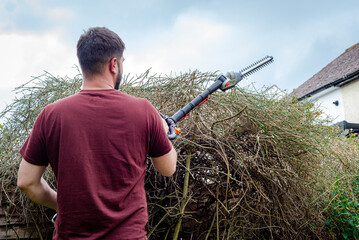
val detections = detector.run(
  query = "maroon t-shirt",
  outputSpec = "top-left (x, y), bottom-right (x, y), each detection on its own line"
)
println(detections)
top-left (19, 89), bottom-right (172, 240)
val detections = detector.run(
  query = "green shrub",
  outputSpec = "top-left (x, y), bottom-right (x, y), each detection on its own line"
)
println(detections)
top-left (325, 175), bottom-right (359, 239)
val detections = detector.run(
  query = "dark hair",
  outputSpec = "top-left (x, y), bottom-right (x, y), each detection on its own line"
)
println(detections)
top-left (77, 27), bottom-right (125, 76)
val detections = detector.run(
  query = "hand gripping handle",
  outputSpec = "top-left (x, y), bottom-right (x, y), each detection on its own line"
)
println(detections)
top-left (166, 117), bottom-right (179, 140)
top-left (159, 112), bottom-right (181, 140)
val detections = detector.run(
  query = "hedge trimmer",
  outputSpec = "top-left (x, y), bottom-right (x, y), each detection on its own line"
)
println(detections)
top-left (160, 56), bottom-right (274, 140)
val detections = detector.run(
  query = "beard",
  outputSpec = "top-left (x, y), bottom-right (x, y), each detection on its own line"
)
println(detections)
top-left (114, 71), bottom-right (122, 90)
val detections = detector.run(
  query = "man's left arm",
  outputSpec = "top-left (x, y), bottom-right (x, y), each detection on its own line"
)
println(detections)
top-left (17, 159), bottom-right (57, 210)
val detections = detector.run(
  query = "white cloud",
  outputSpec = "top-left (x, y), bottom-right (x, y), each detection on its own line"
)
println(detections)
top-left (25, 0), bottom-right (75, 23)
top-left (122, 7), bottom-right (359, 95)
top-left (123, 10), bottom-right (276, 88)
top-left (125, 12), bottom-right (233, 75)
top-left (269, 10), bottom-right (359, 90)
top-left (46, 7), bottom-right (75, 22)
top-left (0, 30), bottom-right (78, 110)
top-left (1, 0), bottom-right (75, 26)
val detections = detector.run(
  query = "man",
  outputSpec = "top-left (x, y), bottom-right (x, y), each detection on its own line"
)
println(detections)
top-left (17, 27), bottom-right (177, 239)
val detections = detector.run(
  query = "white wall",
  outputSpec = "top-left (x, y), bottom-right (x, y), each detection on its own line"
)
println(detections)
top-left (342, 78), bottom-right (359, 123)
top-left (308, 86), bottom-right (345, 123)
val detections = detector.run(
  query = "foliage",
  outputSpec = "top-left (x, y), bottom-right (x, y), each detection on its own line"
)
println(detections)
top-left (0, 70), bottom-right (358, 239)
top-left (0, 71), bottom-right (83, 237)
top-left (325, 174), bottom-right (359, 240)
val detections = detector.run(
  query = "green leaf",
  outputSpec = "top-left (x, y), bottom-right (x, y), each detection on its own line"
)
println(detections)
top-left (349, 219), bottom-right (354, 226)
top-left (353, 230), bottom-right (359, 239)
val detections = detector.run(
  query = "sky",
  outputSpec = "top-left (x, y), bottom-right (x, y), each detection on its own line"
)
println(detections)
top-left (1, 0), bottom-right (359, 112)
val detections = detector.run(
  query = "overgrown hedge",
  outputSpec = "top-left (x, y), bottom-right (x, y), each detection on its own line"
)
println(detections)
top-left (0, 70), bottom-right (358, 239)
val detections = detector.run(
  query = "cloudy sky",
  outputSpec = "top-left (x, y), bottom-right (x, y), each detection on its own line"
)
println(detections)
top-left (1, 0), bottom-right (359, 111)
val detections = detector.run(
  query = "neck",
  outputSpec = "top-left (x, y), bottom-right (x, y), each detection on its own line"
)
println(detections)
top-left (82, 81), bottom-right (114, 90)
top-left (81, 74), bottom-right (115, 90)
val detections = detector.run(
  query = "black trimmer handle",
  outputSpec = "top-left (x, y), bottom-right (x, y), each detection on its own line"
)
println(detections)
top-left (157, 56), bottom-right (274, 140)
top-left (158, 77), bottom-right (225, 140)
top-left (159, 112), bottom-right (181, 140)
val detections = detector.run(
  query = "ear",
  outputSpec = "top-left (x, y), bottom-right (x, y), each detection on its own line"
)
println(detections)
top-left (109, 57), bottom-right (118, 74)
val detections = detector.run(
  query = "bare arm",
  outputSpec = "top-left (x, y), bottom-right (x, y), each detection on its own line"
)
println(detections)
top-left (151, 118), bottom-right (177, 177)
top-left (17, 159), bottom-right (57, 210)
top-left (151, 146), bottom-right (177, 177)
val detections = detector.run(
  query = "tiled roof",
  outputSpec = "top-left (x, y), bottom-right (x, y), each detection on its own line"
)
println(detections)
top-left (290, 43), bottom-right (359, 98)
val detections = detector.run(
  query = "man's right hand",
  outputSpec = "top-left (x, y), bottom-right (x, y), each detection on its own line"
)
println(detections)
top-left (162, 118), bottom-right (169, 134)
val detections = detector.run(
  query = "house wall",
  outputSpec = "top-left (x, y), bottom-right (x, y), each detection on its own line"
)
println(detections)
top-left (341, 78), bottom-right (359, 123)
top-left (308, 86), bottom-right (345, 123)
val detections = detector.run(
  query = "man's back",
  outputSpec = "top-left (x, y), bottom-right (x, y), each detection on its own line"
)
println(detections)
top-left (18, 27), bottom-right (177, 240)
top-left (20, 89), bottom-right (172, 239)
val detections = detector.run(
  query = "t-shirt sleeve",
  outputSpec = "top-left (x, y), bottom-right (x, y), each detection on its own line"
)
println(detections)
top-left (19, 108), bottom-right (49, 166)
top-left (146, 101), bottom-right (173, 158)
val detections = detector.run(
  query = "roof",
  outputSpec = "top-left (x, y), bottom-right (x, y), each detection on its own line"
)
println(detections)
top-left (291, 43), bottom-right (359, 99)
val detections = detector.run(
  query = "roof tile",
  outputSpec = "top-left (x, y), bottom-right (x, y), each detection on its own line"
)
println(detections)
top-left (291, 43), bottom-right (359, 98)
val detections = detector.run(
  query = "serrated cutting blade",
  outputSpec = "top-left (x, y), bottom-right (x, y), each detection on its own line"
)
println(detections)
top-left (240, 56), bottom-right (273, 78)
